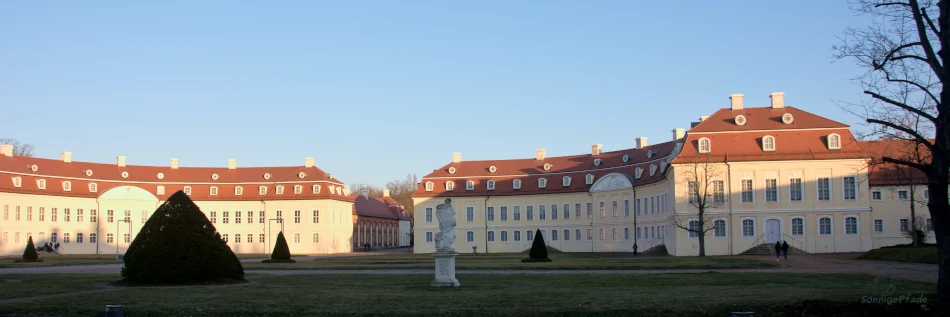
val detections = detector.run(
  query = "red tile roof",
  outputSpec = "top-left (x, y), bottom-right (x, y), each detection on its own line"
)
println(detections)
top-left (412, 141), bottom-right (677, 198)
top-left (0, 154), bottom-right (353, 202)
top-left (688, 106), bottom-right (849, 133)
top-left (352, 193), bottom-right (409, 220)
top-left (859, 139), bottom-right (930, 186)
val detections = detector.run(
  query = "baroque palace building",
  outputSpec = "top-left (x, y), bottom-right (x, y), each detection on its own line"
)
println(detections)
top-left (0, 147), bottom-right (357, 256)
top-left (411, 92), bottom-right (937, 256)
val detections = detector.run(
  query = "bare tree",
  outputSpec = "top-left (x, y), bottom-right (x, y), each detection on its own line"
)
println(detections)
top-left (349, 183), bottom-right (385, 198)
top-left (834, 0), bottom-right (950, 299)
top-left (0, 138), bottom-right (34, 156)
top-left (868, 137), bottom-right (932, 246)
top-left (672, 154), bottom-right (726, 257)
top-left (386, 174), bottom-right (418, 219)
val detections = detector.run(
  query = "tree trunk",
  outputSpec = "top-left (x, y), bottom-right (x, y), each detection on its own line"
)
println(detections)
top-left (697, 210), bottom-right (706, 257)
top-left (932, 82), bottom-right (950, 300)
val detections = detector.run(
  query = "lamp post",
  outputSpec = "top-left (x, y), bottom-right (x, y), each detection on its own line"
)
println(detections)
top-left (116, 219), bottom-right (131, 261)
top-left (267, 217), bottom-right (284, 258)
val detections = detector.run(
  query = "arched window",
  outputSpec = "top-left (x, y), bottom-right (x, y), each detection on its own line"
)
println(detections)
top-left (486, 180), bottom-right (495, 190)
top-left (259, 186), bottom-right (268, 195)
top-left (762, 135), bottom-right (776, 152)
top-left (698, 138), bottom-right (711, 153)
top-left (538, 178), bottom-right (547, 188)
top-left (845, 216), bottom-right (858, 235)
top-left (235, 186), bottom-right (243, 195)
top-left (62, 181), bottom-right (72, 191)
top-left (513, 179), bottom-right (522, 189)
top-left (445, 181), bottom-right (455, 191)
top-left (276, 185), bottom-right (285, 195)
top-left (585, 174), bottom-right (594, 185)
top-left (183, 186), bottom-right (192, 195)
top-left (466, 180), bottom-right (474, 190)
top-left (562, 176), bottom-right (572, 187)
top-left (424, 182), bottom-right (434, 192)
top-left (827, 133), bottom-right (841, 150)
top-left (210, 186), bottom-right (218, 196)
top-left (294, 185), bottom-right (303, 194)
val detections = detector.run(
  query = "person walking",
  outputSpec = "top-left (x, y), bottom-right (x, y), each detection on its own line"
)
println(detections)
top-left (774, 241), bottom-right (782, 261)
top-left (781, 240), bottom-right (789, 260)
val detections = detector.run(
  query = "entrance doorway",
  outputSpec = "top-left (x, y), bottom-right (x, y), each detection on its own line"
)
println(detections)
top-left (765, 219), bottom-right (782, 243)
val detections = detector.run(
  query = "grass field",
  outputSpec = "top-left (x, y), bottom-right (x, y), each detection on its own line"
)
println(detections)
top-left (241, 253), bottom-right (777, 270)
top-left (0, 273), bottom-right (936, 316)
top-left (856, 246), bottom-right (938, 264)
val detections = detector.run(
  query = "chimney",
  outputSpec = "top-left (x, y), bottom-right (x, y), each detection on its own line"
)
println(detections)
top-left (305, 157), bottom-right (315, 168)
top-left (117, 156), bottom-right (126, 167)
top-left (636, 137), bottom-right (649, 149)
top-left (770, 92), bottom-right (785, 108)
top-left (61, 152), bottom-right (72, 163)
top-left (536, 148), bottom-right (546, 160)
top-left (672, 128), bottom-right (685, 141)
top-left (361, 189), bottom-right (369, 199)
top-left (228, 159), bottom-right (237, 170)
top-left (383, 189), bottom-right (390, 197)
top-left (0, 144), bottom-right (12, 157)
top-left (730, 94), bottom-right (744, 110)
top-left (328, 173), bottom-right (333, 179)
top-left (591, 144), bottom-right (603, 156)
top-left (170, 158), bottom-right (179, 169)
top-left (452, 152), bottom-right (462, 163)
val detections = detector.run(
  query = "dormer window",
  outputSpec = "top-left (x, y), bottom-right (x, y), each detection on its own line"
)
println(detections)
top-left (89, 183), bottom-right (97, 192)
top-left (62, 181), bottom-right (72, 192)
top-left (37, 179), bottom-right (46, 190)
top-left (735, 115), bottom-right (747, 126)
top-left (445, 181), bottom-right (455, 191)
top-left (235, 186), bottom-right (243, 195)
top-left (513, 179), bottom-right (522, 190)
top-left (11, 177), bottom-right (22, 188)
top-left (487, 180), bottom-right (495, 190)
top-left (698, 138), bottom-right (711, 153)
top-left (183, 186), bottom-right (192, 195)
top-left (622, 155), bottom-right (630, 162)
top-left (538, 178), bottom-right (547, 188)
top-left (259, 186), bottom-right (268, 195)
top-left (424, 182), bottom-right (434, 192)
top-left (828, 133), bottom-right (841, 150)
top-left (635, 168), bottom-right (644, 179)
top-left (585, 174), bottom-right (594, 185)
top-left (312, 185), bottom-right (321, 194)
top-left (650, 164), bottom-right (657, 176)
top-left (762, 135), bottom-right (776, 152)
top-left (562, 176), bottom-right (572, 187)
top-left (294, 185), bottom-right (303, 194)
top-left (593, 159), bottom-right (602, 166)
top-left (210, 186), bottom-right (218, 196)
top-left (489, 166), bottom-right (497, 173)
top-left (466, 181), bottom-right (474, 191)
top-left (276, 185), bottom-right (285, 195)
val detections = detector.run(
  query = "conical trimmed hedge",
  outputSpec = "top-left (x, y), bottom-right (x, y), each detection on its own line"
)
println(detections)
top-left (522, 229), bottom-right (552, 262)
top-left (262, 231), bottom-right (296, 263)
top-left (14, 236), bottom-right (42, 263)
top-left (118, 190), bottom-right (245, 285)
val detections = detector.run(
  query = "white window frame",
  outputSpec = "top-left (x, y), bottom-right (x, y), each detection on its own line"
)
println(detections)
top-left (788, 177), bottom-right (803, 202)
top-left (842, 176), bottom-right (857, 200)
top-left (538, 178), bottom-right (547, 189)
top-left (698, 137), bottom-right (711, 153)
top-left (873, 218), bottom-right (884, 233)
top-left (425, 207), bottom-right (433, 222)
top-left (898, 190), bottom-right (909, 201)
top-left (818, 216), bottom-right (834, 236)
top-left (740, 178), bottom-right (754, 203)
top-left (871, 190), bottom-right (882, 201)
top-left (764, 178), bottom-right (778, 202)
top-left (487, 180), bottom-right (495, 190)
top-left (762, 135), bottom-right (776, 152)
top-left (157, 185), bottom-right (165, 196)
top-left (89, 183), bottom-right (98, 193)
top-left (562, 176), bottom-right (571, 187)
top-left (790, 216), bottom-right (805, 236)
top-left (312, 185), bottom-right (321, 194)
top-left (183, 186), bottom-right (192, 195)
top-left (424, 182), bottom-right (434, 192)
top-left (466, 181), bottom-right (474, 191)
top-left (713, 218), bottom-right (727, 238)
top-left (900, 218), bottom-right (909, 232)
top-left (235, 186), bottom-right (243, 195)
top-left (817, 176), bottom-right (832, 201)
top-left (513, 179), bottom-right (522, 190)
top-left (294, 185), bottom-right (303, 194)
top-left (466, 230), bottom-right (474, 242)
top-left (62, 181), bottom-right (72, 192)
top-left (210, 186), bottom-right (218, 196)
top-left (445, 181), bottom-right (454, 191)
top-left (466, 206), bottom-right (474, 222)
top-left (741, 217), bottom-right (756, 237)
top-left (276, 185), bottom-right (285, 195)
top-left (844, 215), bottom-right (859, 236)
top-left (259, 186), bottom-right (267, 195)
top-left (37, 179), bottom-right (46, 190)
top-left (426, 231), bottom-right (433, 243)
top-left (585, 174), bottom-right (594, 185)
top-left (11, 176), bottom-right (22, 188)
top-left (827, 133), bottom-right (841, 150)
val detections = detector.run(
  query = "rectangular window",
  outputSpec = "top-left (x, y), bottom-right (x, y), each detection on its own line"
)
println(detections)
top-left (500, 206), bottom-right (508, 221)
top-left (900, 219), bottom-right (909, 232)
top-left (64, 208), bottom-right (70, 222)
top-left (741, 179), bottom-right (754, 203)
top-left (789, 178), bottom-right (803, 201)
top-left (792, 218), bottom-right (804, 236)
top-left (819, 218), bottom-right (832, 235)
top-left (52, 208), bottom-right (58, 222)
top-left (15, 206), bottom-right (20, 221)
top-left (539, 205), bottom-right (546, 220)
top-left (77, 209), bottom-right (83, 222)
top-left (586, 203), bottom-right (592, 219)
top-left (598, 201), bottom-right (605, 218)
top-left (874, 219), bottom-right (883, 233)
top-left (211, 211), bottom-right (217, 223)
top-left (514, 230), bottom-right (521, 241)
top-left (688, 220), bottom-right (700, 238)
top-left (466, 231), bottom-right (474, 242)
top-left (260, 234), bottom-right (265, 243)
top-left (235, 211), bottom-right (242, 224)
top-left (713, 181), bottom-right (725, 203)
top-left (898, 190), bottom-right (909, 201)
top-left (635, 199), bottom-right (641, 215)
top-left (487, 207), bottom-right (495, 221)
top-left (611, 228), bottom-right (617, 240)
top-left (872, 191), bottom-right (882, 201)
top-left (466, 207), bottom-right (474, 222)
top-left (714, 220), bottom-right (726, 237)
top-left (426, 232), bottom-right (434, 243)
top-left (611, 201), bottom-right (618, 217)
top-left (551, 204), bottom-right (558, 220)
top-left (425, 207), bottom-right (433, 222)
top-left (688, 181), bottom-right (699, 204)
top-left (526, 205), bottom-right (533, 220)
top-left (259, 211), bottom-right (265, 224)
top-left (574, 203), bottom-right (581, 219)
top-left (527, 230), bottom-right (534, 241)
top-left (106, 210), bottom-right (113, 223)
top-left (742, 219), bottom-right (754, 237)
top-left (651, 197), bottom-right (655, 214)
top-left (624, 228), bottom-right (630, 240)
top-left (846, 217), bottom-right (859, 234)
top-left (90, 209), bottom-right (97, 223)
top-left (124, 210), bottom-right (130, 222)
top-left (586, 229), bottom-right (592, 240)
top-left (599, 228), bottom-right (606, 240)
top-left (27, 207), bottom-right (32, 221)
top-left (765, 179), bottom-right (778, 202)
top-left (223, 211), bottom-right (230, 224)
top-left (624, 200), bottom-right (630, 217)
top-left (294, 210), bottom-right (301, 224)
top-left (501, 231), bottom-right (508, 242)
top-left (313, 210), bottom-right (319, 223)
top-left (927, 218), bottom-right (933, 231)
top-left (843, 177), bottom-right (857, 200)
top-left (925, 189), bottom-right (931, 200)
top-left (248, 211), bottom-right (254, 224)
top-left (818, 177), bottom-right (831, 201)
top-left (513, 206), bottom-right (521, 221)
top-left (575, 229), bottom-right (581, 241)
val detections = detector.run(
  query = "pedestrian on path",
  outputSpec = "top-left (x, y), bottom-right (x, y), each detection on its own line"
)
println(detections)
top-left (781, 241), bottom-right (789, 260)
top-left (774, 241), bottom-right (782, 261)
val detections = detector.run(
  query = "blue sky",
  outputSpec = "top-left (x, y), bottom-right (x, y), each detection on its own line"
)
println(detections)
top-left (1, 1), bottom-right (874, 188)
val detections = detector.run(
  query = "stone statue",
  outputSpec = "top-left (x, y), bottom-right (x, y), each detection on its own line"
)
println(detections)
top-left (435, 198), bottom-right (456, 252)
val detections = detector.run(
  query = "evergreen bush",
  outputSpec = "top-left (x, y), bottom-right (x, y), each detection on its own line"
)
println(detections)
top-left (262, 231), bottom-right (296, 263)
top-left (522, 229), bottom-right (552, 262)
top-left (14, 236), bottom-right (42, 263)
top-left (117, 190), bottom-right (245, 285)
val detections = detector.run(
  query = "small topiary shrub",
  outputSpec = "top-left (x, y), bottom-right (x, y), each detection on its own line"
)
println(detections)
top-left (14, 236), bottom-right (42, 263)
top-left (262, 231), bottom-right (296, 263)
top-left (116, 190), bottom-right (245, 285)
top-left (522, 229), bottom-right (552, 263)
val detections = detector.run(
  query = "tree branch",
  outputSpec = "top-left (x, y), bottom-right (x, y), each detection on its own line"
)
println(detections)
top-left (909, 0), bottom-right (946, 80)
top-left (882, 156), bottom-right (932, 173)
top-left (867, 118), bottom-right (935, 148)
top-left (875, 1), bottom-right (912, 7)
top-left (921, 7), bottom-right (942, 39)
top-left (865, 90), bottom-right (938, 122)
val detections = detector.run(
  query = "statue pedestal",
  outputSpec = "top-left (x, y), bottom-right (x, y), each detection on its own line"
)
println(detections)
top-left (431, 252), bottom-right (460, 287)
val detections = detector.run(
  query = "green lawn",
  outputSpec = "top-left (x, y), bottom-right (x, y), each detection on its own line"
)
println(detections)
top-left (856, 246), bottom-right (938, 264)
top-left (0, 273), bottom-right (936, 316)
top-left (0, 274), bottom-right (117, 300)
top-left (242, 253), bottom-right (777, 270)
